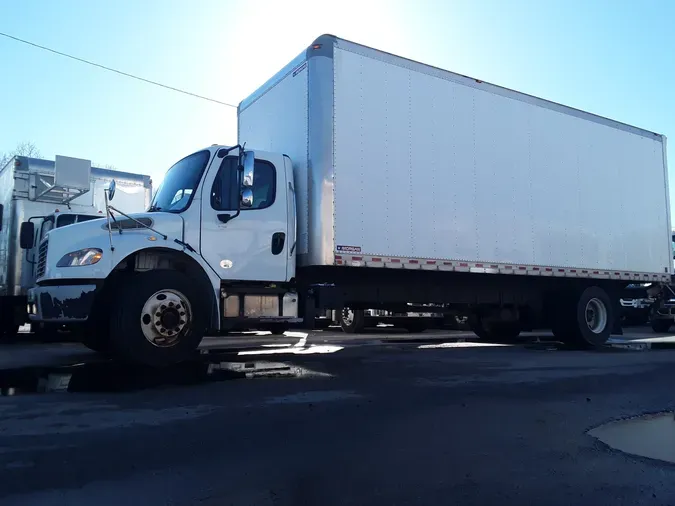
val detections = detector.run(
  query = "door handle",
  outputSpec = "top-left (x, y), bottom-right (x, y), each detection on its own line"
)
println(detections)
top-left (271, 232), bottom-right (285, 255)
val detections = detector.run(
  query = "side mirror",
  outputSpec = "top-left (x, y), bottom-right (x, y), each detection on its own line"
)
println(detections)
top-left (241, 188), bottom-right (254, 208)
top-left (241, 151), bottom-right (255, 187)
top-left (107, 179), bottom-right (116, 201)
top-left (19, 222), bottom-right (35, 249)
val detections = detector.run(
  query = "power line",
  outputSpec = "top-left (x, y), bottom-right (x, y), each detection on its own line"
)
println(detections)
top-left (0, 31), bottom-right (237, 108)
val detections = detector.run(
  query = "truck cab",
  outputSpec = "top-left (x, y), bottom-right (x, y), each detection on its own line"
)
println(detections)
top-left (24, 210), bottom-right (104, 276)
top-left (0, 154), bottom-right (153, 336)
top-left (151, 147), bottom-right (297, 284)
top-left (28, 146), bottom-right (299, 365)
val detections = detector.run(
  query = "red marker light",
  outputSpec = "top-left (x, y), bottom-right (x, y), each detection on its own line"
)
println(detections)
top-left (312, 44), bottom-right (322, 50)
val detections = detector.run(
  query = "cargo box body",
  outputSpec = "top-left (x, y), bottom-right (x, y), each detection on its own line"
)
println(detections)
top-left (0, 156), bottom-right (152, 297)
top-left (239, 35), bottom-right (670, 283)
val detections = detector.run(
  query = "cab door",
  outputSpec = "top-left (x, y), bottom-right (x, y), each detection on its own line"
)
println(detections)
top-left (199, 151), bottom-right (289, 282)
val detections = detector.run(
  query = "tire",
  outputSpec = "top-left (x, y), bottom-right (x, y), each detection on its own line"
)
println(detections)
top-left (81, 330), bottom-right (112, 355)
top-left (108, 270), bottom-right (208, 367)
top-left (337, 308), bottom-right (365, 333)
top-left (557, 286), bottom-right (613, 348)
top-left (469, 317), bottom-right (521, 343)
top-left (651, 318), bottom-right (672, 333)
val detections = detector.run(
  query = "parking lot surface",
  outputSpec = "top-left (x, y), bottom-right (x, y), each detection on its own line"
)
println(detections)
top-left (2, 327), bottom-right (675, 505)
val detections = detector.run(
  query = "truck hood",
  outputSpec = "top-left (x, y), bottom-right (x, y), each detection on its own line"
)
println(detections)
top-left (47, 211), bottom-right (184, 242)
top-left (42, 212), bottom-right (186, 279)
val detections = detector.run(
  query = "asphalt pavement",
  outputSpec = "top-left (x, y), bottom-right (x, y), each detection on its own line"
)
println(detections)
top-left (2, 326), bottom-right (675, 505)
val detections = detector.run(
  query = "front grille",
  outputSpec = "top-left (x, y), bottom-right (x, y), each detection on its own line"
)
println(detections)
top-left (36, 240), bottom-right (48, 279)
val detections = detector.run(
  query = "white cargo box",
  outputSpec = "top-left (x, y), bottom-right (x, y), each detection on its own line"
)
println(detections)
top-left (239, 35), bottom-right (671, 282)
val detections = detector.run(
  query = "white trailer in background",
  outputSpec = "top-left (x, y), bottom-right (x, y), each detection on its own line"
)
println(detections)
top-left (27, 35), bottom-right (670, 365)
top-left (0, 155), bottom-right (152, 335)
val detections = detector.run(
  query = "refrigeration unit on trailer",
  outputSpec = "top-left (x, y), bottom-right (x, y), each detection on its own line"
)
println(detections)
top-left (26, 35), bottom-right (670, 366)
top-left (0, 155), bottom-right (152, 335)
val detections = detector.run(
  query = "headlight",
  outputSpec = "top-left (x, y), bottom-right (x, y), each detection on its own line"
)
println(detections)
top-left (56, 248), bottom-right (103, 267)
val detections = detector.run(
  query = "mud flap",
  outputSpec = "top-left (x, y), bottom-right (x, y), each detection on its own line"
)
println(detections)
top-left (612, 297), bottom-right (623, 335)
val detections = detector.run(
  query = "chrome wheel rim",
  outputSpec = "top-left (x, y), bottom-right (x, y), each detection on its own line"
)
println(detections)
top-left (140, 289), bottom-right (192, 347)
top-left (585, 297), bottom-right (608, 334)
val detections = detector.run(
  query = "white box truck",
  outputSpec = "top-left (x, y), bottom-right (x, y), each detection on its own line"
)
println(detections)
top-left (26, 35), bottom-right (671, 366)
top-left (0, 155), bottom-right (152, 335)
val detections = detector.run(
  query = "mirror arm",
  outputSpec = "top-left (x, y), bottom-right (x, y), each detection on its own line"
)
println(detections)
top-left (217, 165), bottom-right (244, 224)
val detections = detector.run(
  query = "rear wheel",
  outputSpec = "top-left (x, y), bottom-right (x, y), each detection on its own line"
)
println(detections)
top-left (337, 308), bottom-right (365, 333)
top-left (108, 270), bottom-right (207, 367)
top-left (554, 286), bottom-right (613, 348)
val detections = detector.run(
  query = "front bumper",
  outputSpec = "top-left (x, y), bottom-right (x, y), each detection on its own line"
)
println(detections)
top-left (28, 284), bottom-right (97, 322)
top-left (620, 298), bottom-right (653, 309)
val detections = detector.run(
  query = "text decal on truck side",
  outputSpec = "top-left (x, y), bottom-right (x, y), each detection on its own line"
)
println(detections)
top-left (336, 245), bottom-right (362, 254)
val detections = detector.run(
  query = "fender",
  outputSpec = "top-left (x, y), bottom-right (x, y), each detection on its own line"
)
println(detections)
top-left (106, 245), bottom-right (221, 330)
top-left (38, 213), bottom-right (223, 329)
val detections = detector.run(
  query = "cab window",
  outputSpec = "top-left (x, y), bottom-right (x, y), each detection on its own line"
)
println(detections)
top-left (210, 157), bottom-right (276, 211)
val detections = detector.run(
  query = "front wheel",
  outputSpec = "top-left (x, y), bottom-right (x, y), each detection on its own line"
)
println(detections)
top-left (108, 270), bottom-right (207, 367)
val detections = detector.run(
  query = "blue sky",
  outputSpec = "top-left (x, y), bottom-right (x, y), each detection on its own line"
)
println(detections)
top-left (1, 0), bottom-right (673, 210)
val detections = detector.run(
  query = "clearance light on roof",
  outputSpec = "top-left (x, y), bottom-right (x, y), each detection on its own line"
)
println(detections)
top-left (312, 44), bottom-right (322, 50)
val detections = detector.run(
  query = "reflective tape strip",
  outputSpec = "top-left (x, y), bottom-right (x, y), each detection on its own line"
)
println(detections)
top-left (334, 253), bottom-right (669, 281)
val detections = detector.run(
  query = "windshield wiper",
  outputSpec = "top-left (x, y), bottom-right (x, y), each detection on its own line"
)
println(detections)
top-left (148, 205), bottom-right (163, 212)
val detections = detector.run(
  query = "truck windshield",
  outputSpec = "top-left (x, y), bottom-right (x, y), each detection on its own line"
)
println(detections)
top-left (149, 150), bottom-right (211, 213)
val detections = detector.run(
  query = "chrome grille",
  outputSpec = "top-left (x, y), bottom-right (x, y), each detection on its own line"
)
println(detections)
top-left (36, 240), bottom-right (48, 279)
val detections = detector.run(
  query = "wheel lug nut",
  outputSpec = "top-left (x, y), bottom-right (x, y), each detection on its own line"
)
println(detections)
top-left (161, 305), bottom-right (166, 310)
top-left (169, 302), bottom-right (174, 307)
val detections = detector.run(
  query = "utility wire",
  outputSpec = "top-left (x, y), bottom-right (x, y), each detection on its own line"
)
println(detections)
top-left (0, 31), bottom-right (237, 108)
